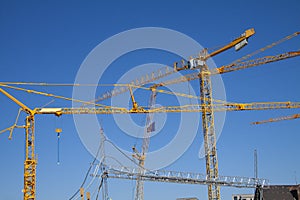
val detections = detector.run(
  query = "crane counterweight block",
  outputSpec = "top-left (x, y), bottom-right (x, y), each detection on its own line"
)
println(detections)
top-left (36, 108), bottom-right (63, 116)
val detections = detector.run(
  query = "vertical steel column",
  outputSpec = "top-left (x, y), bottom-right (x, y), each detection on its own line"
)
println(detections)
top-left (135, 88), bottom-right (157, 200)
top-left (199, 50), bottom-right (220, 200)
top-left (135, 160), bottom-right (144, 200)
top-left (23, 115), bottom-right (37, 200)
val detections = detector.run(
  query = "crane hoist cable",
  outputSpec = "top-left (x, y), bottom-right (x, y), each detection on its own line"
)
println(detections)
top-left (55, 128), bottom-right (62, 165)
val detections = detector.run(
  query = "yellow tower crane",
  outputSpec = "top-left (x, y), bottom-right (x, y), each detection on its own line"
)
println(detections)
top-left (191, 28), bottom-right (255, 200)
top-left (129, 28), bottom-right (256, 200)
top-left (149, 32), bottom-right (300, 200)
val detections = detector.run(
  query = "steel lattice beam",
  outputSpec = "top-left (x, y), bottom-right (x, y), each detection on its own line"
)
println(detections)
top-left (92, 165), bottom-right (268, 188)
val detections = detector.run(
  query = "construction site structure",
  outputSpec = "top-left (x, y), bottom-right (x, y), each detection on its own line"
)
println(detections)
top-left (0, 29), bottom-right (299, 200)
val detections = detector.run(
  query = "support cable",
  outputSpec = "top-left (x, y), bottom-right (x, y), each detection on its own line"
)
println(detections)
top-left (68, 136), bottom-right (103, 200)
top-left (95, 177), bottom-right (104, 200)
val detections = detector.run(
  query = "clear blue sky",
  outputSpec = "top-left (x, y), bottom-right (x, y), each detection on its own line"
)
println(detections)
top-left (0, 1), bottom-right (300, 200)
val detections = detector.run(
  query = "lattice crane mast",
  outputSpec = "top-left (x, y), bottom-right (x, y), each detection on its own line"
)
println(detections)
top-left (132, 87), bottom-right (157, 200)
top-left (0, 88), bottom-right (36, 200)
top-left (195, 28), bottom-right (255, 200)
